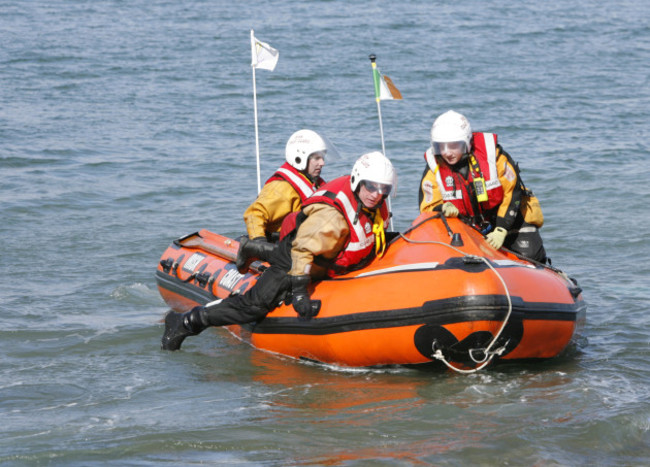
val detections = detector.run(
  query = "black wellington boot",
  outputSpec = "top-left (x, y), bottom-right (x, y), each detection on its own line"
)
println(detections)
top-left (236, 237), bottom-right (278, 273)
top-left (161, 306), bottom-right (209, 351)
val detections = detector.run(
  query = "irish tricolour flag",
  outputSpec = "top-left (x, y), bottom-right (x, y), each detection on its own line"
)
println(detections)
top-left (372, 66), bottom-right (402, 101)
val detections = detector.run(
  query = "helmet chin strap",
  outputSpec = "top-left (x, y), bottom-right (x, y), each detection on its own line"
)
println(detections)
top-left (352, 191), bottom-right (364, 224)
top-left (351, 191), bottom-right (385, 257)
top-left (302, 170), bottom-right (315, 182)
top-left (352, 189), bottom-right (377, 223)
top-left (449, 153), bottom-right (470, 175)
top-left (354, 179), bottom-right (390, 211)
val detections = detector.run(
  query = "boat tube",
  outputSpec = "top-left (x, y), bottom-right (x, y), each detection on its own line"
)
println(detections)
top-left (156, 213), bottom-right (586, 372)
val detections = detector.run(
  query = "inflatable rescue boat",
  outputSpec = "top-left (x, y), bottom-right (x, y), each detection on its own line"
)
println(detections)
top-left (156, 213), bottom-right (586, 372)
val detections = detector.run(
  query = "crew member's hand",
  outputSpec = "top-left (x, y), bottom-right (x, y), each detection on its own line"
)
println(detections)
top-left (290, 274), bottom-right (321, 319)
top-left (486, 227), bottom-right (508, 250)
top-left (441, 202), bottom-right (459, 217)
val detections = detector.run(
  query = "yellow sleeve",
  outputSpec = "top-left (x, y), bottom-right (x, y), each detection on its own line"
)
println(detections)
top-left (495, 149), bottom-right (522, 229)
top-left (419, 167), bottom-right (443, 213)
top-left (243, 180), bottom-right (302, 239)
top-left (289, 204), bottom-right (349, 277)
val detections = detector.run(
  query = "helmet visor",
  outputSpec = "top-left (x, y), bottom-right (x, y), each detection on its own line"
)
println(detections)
top-left (432, 141), bottom-right (468, 156)
top-left (307, 150), bottom-right (327, 160)
top-left (317, 134), bottom-right (341, 162)
top-left (362, 180), bottom-right (392, 196)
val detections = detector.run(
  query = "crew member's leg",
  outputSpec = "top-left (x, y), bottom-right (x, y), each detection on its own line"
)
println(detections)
top-left (162, 237), bottom-right (293, 350)
top-left (504, 221), bottom-right (547, 264)
top-left (204, 265), bottom-right (290, 325)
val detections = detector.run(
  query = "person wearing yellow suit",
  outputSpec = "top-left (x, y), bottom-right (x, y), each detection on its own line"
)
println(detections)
top-left (236, 129), bottom-right (330, 273)
top-left (162, 151), bottom-right (396, 351)
top-left (419, 110), bottom-right (547, 263)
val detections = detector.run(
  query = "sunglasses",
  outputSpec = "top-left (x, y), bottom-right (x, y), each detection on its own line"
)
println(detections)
top-left (362, 180), bottom-right (392, 195)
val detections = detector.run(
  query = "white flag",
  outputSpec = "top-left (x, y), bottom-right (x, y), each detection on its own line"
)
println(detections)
top-left (250, 30), bottom-right (279, 71)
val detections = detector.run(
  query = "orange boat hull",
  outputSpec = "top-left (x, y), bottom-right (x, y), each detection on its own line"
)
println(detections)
top-left (156, 213), bottom-right (586, 369)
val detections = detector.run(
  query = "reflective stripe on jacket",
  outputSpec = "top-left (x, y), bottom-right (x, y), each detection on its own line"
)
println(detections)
top-left (266, 162), bottom-right (324, 201)
top-left (244, 163), bottom-right (324, 238)
top-left (302, 175), bottom-right (389, 276)
top-left (424, 132), bottom-right (504, 216)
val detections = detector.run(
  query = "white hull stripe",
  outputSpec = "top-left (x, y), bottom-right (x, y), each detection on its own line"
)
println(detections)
top-left (356, 262), bottom-right (441, 277)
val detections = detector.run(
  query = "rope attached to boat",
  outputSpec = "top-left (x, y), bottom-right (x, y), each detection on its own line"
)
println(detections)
top-left (397, 232), bottom-right (513, 374)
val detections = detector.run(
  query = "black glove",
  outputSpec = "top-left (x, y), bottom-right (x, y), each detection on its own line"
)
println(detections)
top-left (290, 275), bottom-right (321, 319)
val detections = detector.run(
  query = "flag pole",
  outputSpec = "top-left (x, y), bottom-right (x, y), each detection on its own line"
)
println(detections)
top-left (369, 54), bottom-right (387, 157)
top-left (251, 29), bottom-right (262, 194)
top-left (369, 54), bottom-right (393, 230)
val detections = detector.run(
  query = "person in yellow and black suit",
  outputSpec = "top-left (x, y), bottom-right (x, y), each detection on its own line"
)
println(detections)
top-left (419, 110), bottom-right (547, 263)
top-left (162, 152), bottom-right (396, 351)
top-left (236, 129), bottom-right (331, 273)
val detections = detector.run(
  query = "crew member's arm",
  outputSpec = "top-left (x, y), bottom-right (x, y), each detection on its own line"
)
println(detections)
top-left (289, 203), bottom-right (349, 277)
top-left (419, 166), bottom-right (443, 213)
top-left (243, 180), bottom-right (302, 239)
top-left (288, 203), bottom-right (349, 318)
top-left (494, 146), bottom-right (523, 232)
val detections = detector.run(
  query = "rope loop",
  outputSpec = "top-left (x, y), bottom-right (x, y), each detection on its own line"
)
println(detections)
top-left (400, 230), bottom-right (514, 374)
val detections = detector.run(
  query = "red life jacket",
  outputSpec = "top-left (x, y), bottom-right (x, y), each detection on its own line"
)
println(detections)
top-left (424, 132), bottom-right (504, 217)
top-left (296, 175), bottom-right (390, 277)
top-left (265, 162), bottom-right (325, 202)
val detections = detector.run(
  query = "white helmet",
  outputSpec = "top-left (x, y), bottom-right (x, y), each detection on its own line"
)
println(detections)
top-left (285, 129), bottom-right (328, 171)
top-left (430, 110), bottom-right (472, 155)
top-left (350, 151), bottom-right (396, 196)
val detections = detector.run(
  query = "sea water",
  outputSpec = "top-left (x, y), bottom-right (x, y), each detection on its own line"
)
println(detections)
top-left (1, 0), bottom-right (649, 464)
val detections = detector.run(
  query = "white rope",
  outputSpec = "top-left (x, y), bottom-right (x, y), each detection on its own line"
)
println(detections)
top-left (398, 231), bottom-right (513, 374)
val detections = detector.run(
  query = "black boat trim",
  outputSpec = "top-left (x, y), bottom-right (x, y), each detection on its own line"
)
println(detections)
top-left (250, 296), bottom-right (584, 336)
top-left (156, 270), bottom-right (214, 303)
top-left (156, 270), bottom-right (585, 337)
